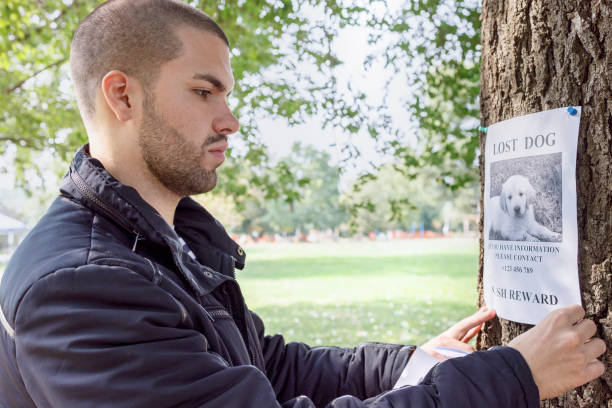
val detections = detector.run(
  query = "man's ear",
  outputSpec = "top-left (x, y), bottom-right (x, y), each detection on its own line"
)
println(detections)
top-left (100, 70), bottom-right (134, 122)
top-left (499, 184), bottom-right (508, 214)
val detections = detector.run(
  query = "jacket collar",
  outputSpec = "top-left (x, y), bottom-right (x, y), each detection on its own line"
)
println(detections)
top-left (174, 198), bottom-right (245, 270)
top-left (59, 145), bottom-right (246, 294)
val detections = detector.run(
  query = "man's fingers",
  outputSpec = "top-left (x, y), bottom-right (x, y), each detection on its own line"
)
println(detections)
top-left (461, 323), bottom-right (482, 343)
top-left (447, 307), bottom-right (496, 339)
top-left (584, 360), bottom-right (606, 382)
top-left (583, 338), bottom-right (607, 361)
top-left (560, 304), bottom-right (585, 325)
top-left (574, 319), bottom-right (597, 341)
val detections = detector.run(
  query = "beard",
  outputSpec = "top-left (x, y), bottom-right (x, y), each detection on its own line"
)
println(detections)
top-left (138, 94), bottom-right (224, 196)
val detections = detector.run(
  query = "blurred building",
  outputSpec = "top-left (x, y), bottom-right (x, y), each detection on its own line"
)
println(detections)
top-left (0, 212), bottom-right (27, 263)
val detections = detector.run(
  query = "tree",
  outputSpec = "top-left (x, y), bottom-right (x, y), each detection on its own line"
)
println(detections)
top-left (1, 0), bottom-right (485, 214)
top-left (476, 1), bottom-right (611, 406)
top-left (230, 143), bottom-right (347, 235)
top-left (0, 0), bottom-right (370, 197)
top-left (343, 164), bottom-right (478, 233)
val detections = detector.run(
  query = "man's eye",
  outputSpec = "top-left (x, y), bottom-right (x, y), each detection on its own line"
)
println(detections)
top-left (195, 89), bottom-right (211, 99)
top-left (519, 192), bottom-right (523, 196)
top-left (508, 195), bottom-right (512, 200)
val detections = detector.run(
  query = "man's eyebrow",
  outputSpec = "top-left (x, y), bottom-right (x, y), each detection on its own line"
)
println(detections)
top-left (192, 73), bottom-right (232, 94)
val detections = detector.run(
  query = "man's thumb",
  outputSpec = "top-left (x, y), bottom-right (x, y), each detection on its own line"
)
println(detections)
top-left (448, 307), bottom-right (496, 339)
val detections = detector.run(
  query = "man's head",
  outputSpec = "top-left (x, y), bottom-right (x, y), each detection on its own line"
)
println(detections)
top-left (70, 0), bottom-right (239, 196)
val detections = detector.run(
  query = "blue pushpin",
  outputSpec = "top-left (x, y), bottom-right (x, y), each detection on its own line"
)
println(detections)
top-left (478, 126), bottom-right (488, 133)
top-left (567, 106), bottom-right (578, 116)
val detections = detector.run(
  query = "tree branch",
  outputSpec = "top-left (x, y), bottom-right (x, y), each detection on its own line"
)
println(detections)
top-left (4, 57), bottom-right (68, 95)
top-left (0, 134), bottom-right (41, 149)
top-left (14, 2), bottom-right (77, 44)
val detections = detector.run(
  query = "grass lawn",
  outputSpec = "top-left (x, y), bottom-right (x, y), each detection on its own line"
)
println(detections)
top-left (237, 238), bottom-right (480, 348)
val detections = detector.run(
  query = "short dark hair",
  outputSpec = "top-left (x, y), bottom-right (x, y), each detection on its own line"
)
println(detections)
top-left (70, 0), bottom-right (229, 117)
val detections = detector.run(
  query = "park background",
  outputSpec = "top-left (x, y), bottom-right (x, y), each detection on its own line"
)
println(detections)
top-left (0, 0), bottom-right (485, 348)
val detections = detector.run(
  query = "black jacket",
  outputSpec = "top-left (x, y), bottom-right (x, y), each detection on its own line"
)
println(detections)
top-left (0, 146), bottom-right (539, 407)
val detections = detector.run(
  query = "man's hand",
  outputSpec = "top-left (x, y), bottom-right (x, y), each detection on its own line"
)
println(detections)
top-left (508, 304), bottom-right (606, 400)
top-left (421, 306), bottom-right (497, 361)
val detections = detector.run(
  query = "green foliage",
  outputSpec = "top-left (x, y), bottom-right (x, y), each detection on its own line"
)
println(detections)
top-left (0, 0), bottom-right (94, 185)
top-left (344, 163), bottom-right (478, 233)
top-left (235, 142), bottom-right (347, 234)
top-left (375, 0), bottom-right (481, 189)
top-left (0, 0), bottom-right (375, 199)
top-left (207, 144), bottom-right (478, 236)
top-left (1, 0), bottom-right (482, 213)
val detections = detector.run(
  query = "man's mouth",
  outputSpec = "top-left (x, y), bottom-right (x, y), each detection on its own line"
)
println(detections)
top-left (207, 140), bottom-right (228, 163)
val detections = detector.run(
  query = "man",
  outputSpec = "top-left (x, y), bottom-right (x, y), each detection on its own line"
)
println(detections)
top-left (0, 0), bottom-right (605, 406)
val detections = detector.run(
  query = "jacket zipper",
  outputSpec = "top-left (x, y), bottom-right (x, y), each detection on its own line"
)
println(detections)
top-left (70, 169), bottom-right (142, 244)
top-left (207, 309), bottom-right (231, 320)
top-left (224, 282), bottom-right (257, 366)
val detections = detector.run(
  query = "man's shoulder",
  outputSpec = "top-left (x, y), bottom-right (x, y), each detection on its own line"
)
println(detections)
top-left (0, 195), bottom-right (141, 323)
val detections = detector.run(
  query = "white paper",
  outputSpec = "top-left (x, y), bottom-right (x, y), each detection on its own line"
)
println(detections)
top-left (393, 347), bottom-right (468, 388)
top-left (483, 106), bottom-right (582, 325)
top-left (393, 347), bottom-right (439, 388)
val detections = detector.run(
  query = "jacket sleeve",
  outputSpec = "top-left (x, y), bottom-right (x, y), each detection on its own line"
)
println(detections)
top-left (331, 347), bottom-right (541, 408)
top-left (253, 313), bottom-right (540, 408)
top-left (15, 264), bottom-right (283, 408)
top-left (262, 330), bottom-right (413, 404)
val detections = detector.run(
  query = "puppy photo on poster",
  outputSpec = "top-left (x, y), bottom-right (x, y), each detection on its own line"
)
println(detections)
top-left (488, 153), bottom-right (562, 243)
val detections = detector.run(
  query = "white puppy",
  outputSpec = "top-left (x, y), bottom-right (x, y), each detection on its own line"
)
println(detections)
top-left (489, 175), bottom-right (561, 242)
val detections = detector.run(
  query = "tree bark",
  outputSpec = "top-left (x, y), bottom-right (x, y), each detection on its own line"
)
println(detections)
top-left (477, 0), bottom-right (611, 407)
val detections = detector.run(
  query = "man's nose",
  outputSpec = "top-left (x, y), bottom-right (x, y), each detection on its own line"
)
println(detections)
top-left (212, 103), bottom-right (240, 135)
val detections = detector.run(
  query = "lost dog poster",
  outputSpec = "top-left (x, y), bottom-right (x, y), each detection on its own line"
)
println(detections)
top-left (483, 106), bottom-right (581, 325)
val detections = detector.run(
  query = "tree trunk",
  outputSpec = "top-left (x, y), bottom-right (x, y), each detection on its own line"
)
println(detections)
top-left (477, 0), bottom-right (611, 406)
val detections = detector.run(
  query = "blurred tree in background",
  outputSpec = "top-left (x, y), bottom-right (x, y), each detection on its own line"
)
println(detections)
top-left (241, 143), bottom-right (348, 235)
top-left (367, 0), bottom-right (481, 189)
top-left (1, 0), bottom-right (481, 224)
top-left (196, 143), bottom-right (478, 236)
top-left (197, 143), bottom-right (347, 235)
top-left (343, 164), bottom-right (478, 233)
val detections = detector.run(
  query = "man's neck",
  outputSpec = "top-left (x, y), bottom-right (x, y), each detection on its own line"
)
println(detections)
top-left (129, 178), bottom-right (180, 228)
top-left (89, 144), bottom-right (180, 227)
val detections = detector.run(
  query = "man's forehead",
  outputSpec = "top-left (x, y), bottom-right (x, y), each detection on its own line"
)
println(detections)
top-left (171, 25), bottom-right (234, 88)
